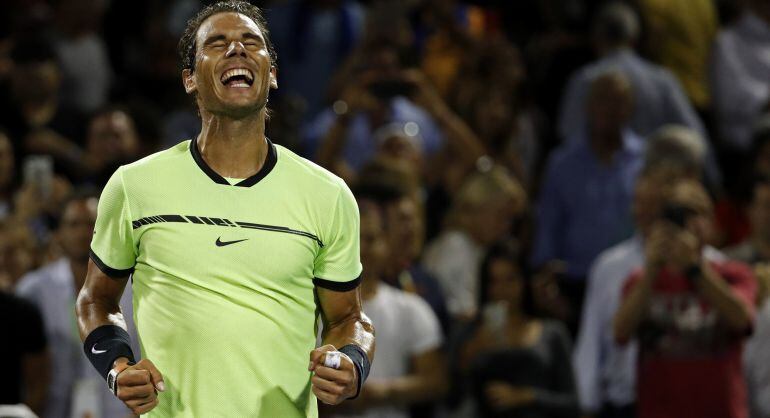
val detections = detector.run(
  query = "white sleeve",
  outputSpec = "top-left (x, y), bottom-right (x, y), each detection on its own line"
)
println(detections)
top-left (404, 295), bottom-right (443, 355)
top-left (422, 237), bottom-right (477, 317)
top-left (573, 257), bottom-right (610, 412)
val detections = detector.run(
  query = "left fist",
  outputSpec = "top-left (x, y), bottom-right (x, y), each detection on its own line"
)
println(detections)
top-left (309, 344), bottom-right (358, 405)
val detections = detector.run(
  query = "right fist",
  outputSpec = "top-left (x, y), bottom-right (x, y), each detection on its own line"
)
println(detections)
top-left (115, 358), bottom-right (165, 415)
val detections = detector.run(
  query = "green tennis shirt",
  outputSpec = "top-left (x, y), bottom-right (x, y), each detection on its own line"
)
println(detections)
top-left (90, 138), bottom-right (362, 417)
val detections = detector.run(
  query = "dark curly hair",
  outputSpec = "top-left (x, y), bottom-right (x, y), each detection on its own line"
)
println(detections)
top-left (177, 0), bottom-right (277, 72)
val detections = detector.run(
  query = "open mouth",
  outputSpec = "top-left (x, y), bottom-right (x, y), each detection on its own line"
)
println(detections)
top-left (220, 68), bottom-right (254, 88)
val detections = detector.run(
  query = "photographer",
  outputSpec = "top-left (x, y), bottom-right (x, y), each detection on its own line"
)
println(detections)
top-left (614, 179), bottom-right (756, 418)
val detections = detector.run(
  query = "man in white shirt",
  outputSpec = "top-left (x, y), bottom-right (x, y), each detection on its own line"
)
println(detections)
top-left (328, 192), bottom-right (446, 418)
top-left (16, 192), bottom-right (139, 418)
top-left (574, 129), bottom-right (722, 417)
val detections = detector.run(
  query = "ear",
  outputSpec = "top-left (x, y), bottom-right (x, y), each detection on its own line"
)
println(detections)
top-left (182, 69), bottom-right (197, 94)
top-left (269, 66), bottom-right (278, 90)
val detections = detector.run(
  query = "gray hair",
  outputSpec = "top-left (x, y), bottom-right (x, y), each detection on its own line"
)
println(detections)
top-left (643, 125), bottom-right (707, 177)
top-left (593, 2), bottom-right (640, 45)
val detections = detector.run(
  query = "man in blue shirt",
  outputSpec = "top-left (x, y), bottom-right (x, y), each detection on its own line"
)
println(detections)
top-left (533, 71), bottom-right (644, 334)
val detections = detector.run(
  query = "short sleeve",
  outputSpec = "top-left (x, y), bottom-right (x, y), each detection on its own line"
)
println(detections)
top-left (405, 295), bottom-right (443, 354)
top-left (90, 168), bottom-right (137, 278)
top-left (313, 182), bottom-right (362, 291)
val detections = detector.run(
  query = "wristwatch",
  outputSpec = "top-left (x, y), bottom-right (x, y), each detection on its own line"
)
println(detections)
top-left (107, 361), bottom-right (134, 396)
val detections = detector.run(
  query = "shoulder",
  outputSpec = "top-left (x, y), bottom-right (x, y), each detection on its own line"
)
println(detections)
top-left (274, 144), bottom-right (350, 193)
top-left (16, 260), bottom-right (67, 297)
top-left (118, 140), bottom-right (192, 180)
top-left (591, 238), bottom-right (641, 275)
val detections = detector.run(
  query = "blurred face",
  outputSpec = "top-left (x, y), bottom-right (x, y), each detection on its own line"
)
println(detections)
top-left (359, 202), bottom-right (389, 280)
top-left (183, 12), bottom-right (277, 119)
top-left (87, 111), bottom-right (139, 162)
top-left (58, 198), bottom-right (97, 263)
top-left (487, 258), bottom-right (524, 307)
top-left (0, 134), bottom-right (14, 191)
top-left (11, 61), bottom-right (61, 103)
top-left (750, 184), bottom-right (770, 241)
top-left (588, 75), bottom-right (632, 138)
top-left (378, 135), bottom-right (423, 171)
top-left (471, 197), bottom-right (517, 246)
top-left (385, 196), bottom-right (424, 264)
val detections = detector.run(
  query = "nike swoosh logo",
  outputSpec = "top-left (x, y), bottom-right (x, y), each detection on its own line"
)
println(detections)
top-left (216, 237), bottom-right (249, 247)
top-left (91, 344), bottom-right (107, 354)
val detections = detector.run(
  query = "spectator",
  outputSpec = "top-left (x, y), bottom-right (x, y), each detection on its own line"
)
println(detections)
top-left (0, 290), bottom-right (49, 416)
top-left (326, 196), bottom-right (446, 418)
top-left (458, 241), bottom-right (579, 418)
top-left (53, 0), bottom-right (112, 114)
top-left (16, 191), bottom-right (139, 418)
top-left (614, 179), bottom-right (756, 418)
top-left (637, 0), bottom-right (718, 112)
top-left (303, 39), bottom-right (445, 179)
top-left (0, 223), bottom-right (40, 290)
top-left (78, 107), bottom-right (141, 186)
top-left (711, 0), bottom-right (770, 152)
top-left (355, 166), bottom-right (451, 335)
top-left (0, 36), bottom-right (86, 177)
top-left (532, 71), bottom-right (643, 332)
top-left (574, 126), bottom-right (721, 418)
top-left (267, 0), bottom-right (365, 121)
top-left (557, 2), bottom-right (707, 144)
top-left (424, 165), bottom-right (526, 321)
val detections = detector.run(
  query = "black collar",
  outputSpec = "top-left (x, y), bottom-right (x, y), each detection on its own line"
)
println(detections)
top-left (190, 136), bottom-right (277, 187)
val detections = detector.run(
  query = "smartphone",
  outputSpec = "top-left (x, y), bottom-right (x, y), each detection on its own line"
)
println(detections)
top-left (662, 204), bottom-right (695, 228)
top-left (23, 155), bottom-right (53, 200)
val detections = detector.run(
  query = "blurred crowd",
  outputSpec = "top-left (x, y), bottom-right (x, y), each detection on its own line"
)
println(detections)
top-left (1, 0), bottom-right (770, 417)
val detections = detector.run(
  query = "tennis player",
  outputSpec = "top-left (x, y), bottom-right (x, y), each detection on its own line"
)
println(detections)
top-left (75, 1), bottom-right (375, 416)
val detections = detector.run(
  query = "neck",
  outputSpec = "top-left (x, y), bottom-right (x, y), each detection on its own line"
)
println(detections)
top-left (69, 258), bottom-right (88, 294)
top-left (197, 108), bottom-right (268, 178)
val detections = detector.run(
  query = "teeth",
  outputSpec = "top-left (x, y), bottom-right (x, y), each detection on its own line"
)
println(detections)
top-left (220, 68), bottom-right (254, 83)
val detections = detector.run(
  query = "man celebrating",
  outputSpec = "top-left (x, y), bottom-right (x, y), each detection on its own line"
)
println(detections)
top-left (75, 1), bottom-right (375, 417)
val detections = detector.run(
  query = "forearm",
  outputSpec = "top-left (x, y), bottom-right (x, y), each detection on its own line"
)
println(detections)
top-left (75, 287), bottom-right (127, 341)
top-left (431, 106), bottom-right (486, 164)
top-left (696, 263), bottom-right (752, 331)
top-left (614, 271), bottom-right (655, 343)
top-left (322, 310), bottom-right (375, 363)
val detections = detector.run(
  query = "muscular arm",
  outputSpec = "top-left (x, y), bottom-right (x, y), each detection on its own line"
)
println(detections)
top-left (316, 286), bottom-right (375, 363)
top-left (75, 259), bottom-right (130, 342)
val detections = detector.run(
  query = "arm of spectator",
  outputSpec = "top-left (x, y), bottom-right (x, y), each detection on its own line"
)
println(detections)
top-left (314, 82), bottom-right (378, 178)
top-left (660, 71), bottom-right (708, 140)
top-left (520, 323), bottom-right (580, 418)
top-left (531, 156), bottom-right (566, 270)
top-left (693, 262), bottom-right (754, 333)
top-left (614, 223), bottom-right (669, 343)
top-left (403, 70), bottom-right (486, 166)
